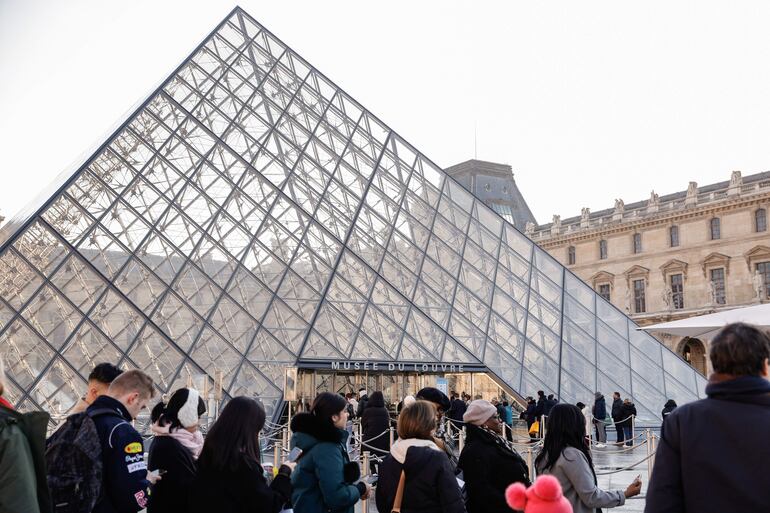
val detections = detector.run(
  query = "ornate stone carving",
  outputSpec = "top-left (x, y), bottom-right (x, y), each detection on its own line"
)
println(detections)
top-left (580, 207), bottom-right (590, 228)
top-left (525, 221), bottom-right (535, 236)
top-left (647, 190), bottom-right (660, 213)
top-left (551, 215), bottom-right (561, 236)
top-left (612, 199), bottom-right (625, 221)
top-left (685, 181), bottom-right (698, 207)
top-left (753, 269), bottom-right (765, 302)
top-left (728, 170), bottom-right (743, 196)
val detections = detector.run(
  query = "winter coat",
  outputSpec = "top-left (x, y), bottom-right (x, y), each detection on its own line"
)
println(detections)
top-left (592, 395), bottom-right (606, 422)
top-left (376, 438), bottom-right (465, 513)
top-left (147, 435), bottom-right (196, 513)
top-left (361, 405), bottom-right (391, 456)
top-left (537, 447), bottom-right (625, 513)
top-left (448, 398), bottom-right (467, 422)
top-left (534, 397), bottom-right (546, 419)
top-left (503, 405), bottom-right (513, 426)
top-left (89, 396), bottom-right (151, 513)
top-left (290, 413), bottom-right (364, 513)
top-left (543, 398), bottom-right (557, 417)
top-left (0, 404), bottom-right (51, 513)
top-left (611, 398), bottom-right (623, 422)
top-left (618, 403), bottom-right (637, 429)
top-left (356, 395), bottom-right (369, 419)
top-left (645, 375), bottom-right (770, 513)
top-left (458, 425), bottom-right (530, 513)
top-left (189, 458), bottom-right (291, 513)
top-left (661, 400), bottom-right (677, 418)
top-left (524, 402), bottom-right (536, 425)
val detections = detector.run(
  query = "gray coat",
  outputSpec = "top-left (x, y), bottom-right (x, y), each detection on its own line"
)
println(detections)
top-left (537, 447), bottom-right (625, 513)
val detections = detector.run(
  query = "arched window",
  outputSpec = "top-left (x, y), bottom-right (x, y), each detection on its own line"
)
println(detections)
top-left (669, 225), bottom-right (679, 247)
top-left (710, 217), bottom-right (721, 240)
top-left (756, 208), bottom-right (767, 233)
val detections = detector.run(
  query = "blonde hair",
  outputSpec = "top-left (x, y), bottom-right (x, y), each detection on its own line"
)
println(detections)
top-left (108, 369), bottom-right (155, 400)
top-left (397, 400), bottom-right (437, 440)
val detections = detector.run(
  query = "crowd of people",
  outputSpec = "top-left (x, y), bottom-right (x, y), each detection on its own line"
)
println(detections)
top-left (1, 322), bottom-right (769, 512)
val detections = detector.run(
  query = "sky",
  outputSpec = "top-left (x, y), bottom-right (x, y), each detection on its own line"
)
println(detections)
top-left (2, 1), bottom-right (770, 225)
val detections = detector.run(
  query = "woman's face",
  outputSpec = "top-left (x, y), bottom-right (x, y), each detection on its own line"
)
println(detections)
top-left (484, 413), bottom-right (503, 434)
top-left (332, 407), bottom-right (348, 429)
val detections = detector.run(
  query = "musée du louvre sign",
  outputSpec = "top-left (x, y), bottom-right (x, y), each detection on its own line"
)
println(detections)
top-left (297, 360), bottom-right (487, 373)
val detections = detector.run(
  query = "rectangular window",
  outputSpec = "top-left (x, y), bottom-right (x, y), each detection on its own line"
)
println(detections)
top-left (671, 273), bottom-right (684, 310)
top-left (598, 284), bottom-right (611, 302)
top-left (568, 246), bottom-right (576, 265)
top-left (710, 218), bottom-right (721, 240)
top-left (758, 262), bottom-right (770, 299)
top-left (670, 226), bottom-right (679, 247)
top-left (599, 240), bottom-right (607, 260)
top-left (633, 279), bottom-right (646, 313)
top-left (633, 233), bottom-right (642, 254)
top-left (710, 268), bottom-right (726, 305)
top-left (756, 209), bottom-right (767, 233)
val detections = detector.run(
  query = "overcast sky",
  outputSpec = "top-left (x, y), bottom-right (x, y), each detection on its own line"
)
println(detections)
top-left (2, 1), bottom-right (770, 225)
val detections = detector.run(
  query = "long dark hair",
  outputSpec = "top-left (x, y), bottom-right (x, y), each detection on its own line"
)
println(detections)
top-left (367, 391), bottom-right (385, 408)
top-left (198, 396), bottom-right (265, 472)
top-left (535, 403), bottom-right (596, 481)
top-left (311, 392), bottom-right (347, 426)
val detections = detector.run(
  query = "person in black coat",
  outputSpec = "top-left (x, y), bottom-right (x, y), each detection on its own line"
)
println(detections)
top-left (646, 323), bottom-right (770, 512)
top-left (458, 400), bottom-right (530, 513)
top-left (148, 388), bottom-right (206, 513)
top-left (190, 397), bottom-right (295, 513)
top-left (376, 400), bottom-right (465, 513)
top-left (356, 388), bottom-right (369, 418)
top-left (534, 391), bottom-right (546, 421)
top-left (361, 391), bottom-right (392, 475)
top-left (661, 399), bottom-right (677, 418)
top-left (610, 392), bottom-right (624, 446)
top-left (447, 391), bottom-right (467, 425)
top-left (618, 399), bottom-right (637, 447)
top-left (592, 392), bottom-right (607, 444)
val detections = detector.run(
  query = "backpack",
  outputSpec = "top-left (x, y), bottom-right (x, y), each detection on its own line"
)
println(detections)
top-left (45, 408), bottom-right (115, 513)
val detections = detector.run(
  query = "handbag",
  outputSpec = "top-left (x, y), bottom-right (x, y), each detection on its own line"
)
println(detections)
top-left (391, 470), bottom-right (406, 513)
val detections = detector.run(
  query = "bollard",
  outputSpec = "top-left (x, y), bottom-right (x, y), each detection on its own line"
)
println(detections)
top-left (389, 426), bottom-right (394, 447)
top-left (645, 429), bottom-right (653, 478)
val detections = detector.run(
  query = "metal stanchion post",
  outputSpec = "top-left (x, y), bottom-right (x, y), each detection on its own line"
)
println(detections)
top-left (282, 426), bottom-right (288, 452)
top-left (459, 426), bottom-right (466, 453)
top-left (356, 421), bottom-right (362, 450)
top-left (273, 442), bottom-right (280, 470)
top-left (389, 426), bottom-right (394, 447)
top-left (645, 429), bottom-right (653, 477)
top-left (362, 451), bottom-right (370, 513)
top-left (631, 416), bottom-right (636, 447)
top-left (526, 448), bottom-right (534, 480)
top-left (649, 429), bottom-right (657, 478)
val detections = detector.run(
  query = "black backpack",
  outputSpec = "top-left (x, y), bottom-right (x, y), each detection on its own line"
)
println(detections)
top-left (45, 408), bottom-right (116, 513)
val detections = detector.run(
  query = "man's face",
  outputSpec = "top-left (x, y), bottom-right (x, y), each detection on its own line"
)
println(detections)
top-left (614, 393), bottom-right (620, 400)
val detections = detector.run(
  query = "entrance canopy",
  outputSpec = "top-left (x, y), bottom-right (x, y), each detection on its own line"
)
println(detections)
top-left (640, 303), bottom-right (770, 339)
top-left (0, 7), bottom-right (704, 427)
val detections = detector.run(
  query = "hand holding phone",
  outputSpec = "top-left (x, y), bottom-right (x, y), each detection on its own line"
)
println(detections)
top-left (287, 447), bottom-right (303, 462)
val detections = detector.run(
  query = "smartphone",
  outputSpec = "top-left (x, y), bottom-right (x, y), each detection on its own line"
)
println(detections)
top-left (157, 469), bottom-right (167, 476)
top-left (633, 474), bottom-right (641, 484)
top-left (287, 447), bottom-right (303, 462)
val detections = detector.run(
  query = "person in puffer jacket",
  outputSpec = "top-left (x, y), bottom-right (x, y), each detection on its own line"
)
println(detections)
top-left (375, 400), bottom-right (465, 513)
top-left (290, 393), bottom-right (370, 513)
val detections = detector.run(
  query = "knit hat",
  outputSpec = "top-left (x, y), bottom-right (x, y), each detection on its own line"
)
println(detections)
top-left (506, 475), bottom-right (572, 513)
top-left (463, 399), bottom-right (497, 426)
top-left (402, 395), bottom-right (416, 408)
top-left (416, 387), bottom-right (451, 412)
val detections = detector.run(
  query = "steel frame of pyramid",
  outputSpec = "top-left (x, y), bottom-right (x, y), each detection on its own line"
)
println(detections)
top-left (0, 7), bottom-right (705, 424)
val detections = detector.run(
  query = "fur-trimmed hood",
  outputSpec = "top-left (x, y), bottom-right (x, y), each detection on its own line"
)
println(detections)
top-left (290, 412), bottom-right (347, 451)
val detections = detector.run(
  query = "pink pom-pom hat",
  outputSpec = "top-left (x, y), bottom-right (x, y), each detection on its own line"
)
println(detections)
top-left (505, 475), bottom-right (572, 513)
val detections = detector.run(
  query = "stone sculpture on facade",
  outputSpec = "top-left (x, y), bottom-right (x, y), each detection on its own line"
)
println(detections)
top-left (648, 190), bottom-right (660, 213)
top-left (613, 199), bottom-right (625, 221)
top-left (551, 215), bottom-right (561, 236)
top-left (580, 207), bottom-right (590, 228)
top-left (685, 181), bottom-right (698, 206)
top-left (753, 269), bottom-right (765, 301)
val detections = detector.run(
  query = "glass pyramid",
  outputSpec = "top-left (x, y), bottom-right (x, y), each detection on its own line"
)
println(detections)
top-left (0, 7), bottom-right (705, 423)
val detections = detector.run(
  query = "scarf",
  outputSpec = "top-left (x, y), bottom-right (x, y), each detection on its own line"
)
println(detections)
top-left (151, 421), bottom-right (204, 459)
top-left (389, 437), bottom-right (442, 463)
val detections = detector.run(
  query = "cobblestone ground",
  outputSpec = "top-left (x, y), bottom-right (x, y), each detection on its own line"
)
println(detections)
top-left (356, 441), bottom-right (653, 513)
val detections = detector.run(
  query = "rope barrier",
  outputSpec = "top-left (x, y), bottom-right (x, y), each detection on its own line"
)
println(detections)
top-left (594, 451), bottom-right (656, 475)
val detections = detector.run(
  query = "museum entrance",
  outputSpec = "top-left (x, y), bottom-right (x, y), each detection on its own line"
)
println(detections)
top-left (294, 367), bottom-right (522, 412)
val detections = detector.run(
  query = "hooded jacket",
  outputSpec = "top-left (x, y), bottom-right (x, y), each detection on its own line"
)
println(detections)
top-left (0, 404), bottom-right (51, 513)
top-left (290, 413), bottom-right (363, 513)
top-left (361, 402), bottom-right (391, 456)
top-left (375, 438), bottom-right (466, 513)
top-left (618, 402), bottom-right (637, 429)
top-left (591, 394), bottom-right (606, 421)
top-left (645, 375), bottom-right (770, 513)
top-left (458, 425), bottom-right (530, 513)
top-left (611, 397), bottom-right (623, 422)
top-left (661, 400), bottom-right (677, 418)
